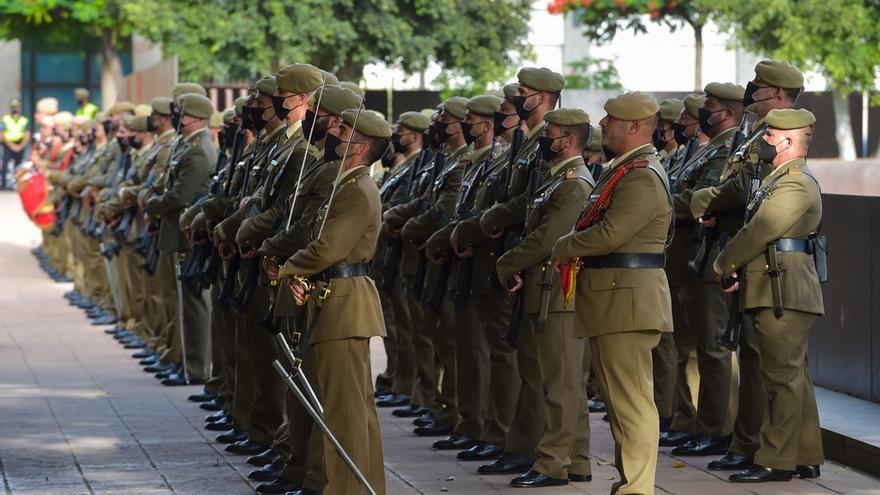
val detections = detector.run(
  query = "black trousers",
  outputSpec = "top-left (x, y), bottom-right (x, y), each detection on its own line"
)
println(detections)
top-left (2, 145), bottom-right (24, 188)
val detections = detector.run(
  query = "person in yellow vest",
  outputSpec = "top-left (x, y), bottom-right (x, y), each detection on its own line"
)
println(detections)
top-left (2, 98), bottom-right (30, 190)
top-left (74, 88), bottom-right (99, 120)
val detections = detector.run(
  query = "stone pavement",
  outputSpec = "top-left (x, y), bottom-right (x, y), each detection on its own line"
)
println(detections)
top-left (0, 190), bottom-right (878, 495)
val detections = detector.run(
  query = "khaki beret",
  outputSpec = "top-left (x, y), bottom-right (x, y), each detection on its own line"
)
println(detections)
top-left (503, 83), bottom-right (519, 101)
top-left (754, 60), bottom-right (804, 89)
top-left (485, 88), bottom-right (504, 98)
top-left (223, 108), bottom-right (236, 124)
top-left (10, 98), bottom-right (21, 109)
top-left (36, 97), bottom-right (59, 115)
top-left (604, 92), bottom-right (659, 121)
top-left (209, 111), bottom-right (224, 128)
top-left (125, 115), bottom-right (150, 132)
top-left (341, 109), bottom-right (392, 138)
top-left (704, 82), bottom-right (745, 102)
top-left (151, 96), bottom-right (173, 116)
top-left (234, 96), bottom-right (248, 117)
top-left (518, 67), bottom-right (565, 93)
top-left (320, 70), bottom-right (339, 86)
top-left (255, 76), bottom-right (277, 97)
top-left (398, 111), bottom-right (431, 132)
top-left (466, 95), bottom-right (503, 118)
top-left (134, 103), bottom-right (153, 117)
top-left (171, 82), bottom-right (207, 98)
top-left (443, 96), bottom-right (468, 120)
top-left (764, 108), bottom-right (816, 130)
top-left (74, 88), bottom-right (90, 99)
top-left (93, 112), bottom-right (107, 124)
top-left (420, 108), bottom-right (437, 120)
top-left (587, 125), bottom-right (602, 151)
top-left (682, 93), bottom-right (706, 118)
top-left (178, 93), bottom-right (214, 119)
top-left (658, 98), bottom-right (684, 122)
top-left (276, 63), bottom-right (323, 94)
top-left (339, 81), bottom-right (365, 97)
top-left (543, 108), bottom-right (590, 127)
top-left (54, 112), bottom-right (74, 129)
top-left (108, 101), bottom-right (135, 115)
top-left (316, 84), bottom-right (361, 116)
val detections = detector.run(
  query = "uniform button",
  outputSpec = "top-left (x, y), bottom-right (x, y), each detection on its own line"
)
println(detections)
top-left (611, 282), bottom-right (616, 287)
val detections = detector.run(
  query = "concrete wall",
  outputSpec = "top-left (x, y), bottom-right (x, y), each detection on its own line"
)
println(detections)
top-left (0, 40), bottom-right (22, 113)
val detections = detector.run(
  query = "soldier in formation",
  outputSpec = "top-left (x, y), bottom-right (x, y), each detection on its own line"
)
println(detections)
top-left (26, 56), bottom-right (826, 495)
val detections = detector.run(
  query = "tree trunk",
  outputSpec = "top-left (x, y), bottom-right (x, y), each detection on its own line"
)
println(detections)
top-left (831, 87), bottom-right (857, 161)
top-left (336, 60), bottom-right (365, 83)
top-left (100, 29), bottom-right (124, 108)
top-left (693, 24), bottom-right (703, 91)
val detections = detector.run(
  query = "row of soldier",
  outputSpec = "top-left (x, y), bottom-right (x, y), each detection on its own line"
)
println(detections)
top-left (30, 57), bottom-right (826, 495)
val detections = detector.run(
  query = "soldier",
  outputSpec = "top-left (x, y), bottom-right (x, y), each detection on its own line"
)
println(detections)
top-left (553, 92), bottom-right (673, 495)
top-left (668, 83), bottom-right (746, 457)
top-left (254, 83), bottom-right (361, 495)
top-left (658, 93), bottom-right (707, 448)
top-left (280, 108), bottom-right (390, 495)
top-left (714, 108), bottom-right (824, 483)
top-left (651, 97), bottom-right (684, 432)
top-left (144, 92), bottom-right (216, 386)
top-left (476, 67), bottom-right (566, 475)
top-left (495, 108), bottom-right (594, 487)
top-left (74, 88), bottom-right (99, 120)
top-left (690, 60), bottom-right (805, 472)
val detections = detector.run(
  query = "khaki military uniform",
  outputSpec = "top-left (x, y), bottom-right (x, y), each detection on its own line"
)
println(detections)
top-left (496, 155), bottom-right (594, 479)
top-left (279, 165), bottom-right (386, 495)
top-left (145, 127), bottom-right (216, 381)
top-left (553, 143), bottom-right (673, 495)
top-left (714, 157), bottom-right (824, 471)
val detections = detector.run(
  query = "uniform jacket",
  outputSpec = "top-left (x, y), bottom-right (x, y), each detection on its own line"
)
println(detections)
top-left (714, 157), bottom-right (824, 315)
top-left (553, 143), bottom-right (673, 337)
top-left (279, 166), bottom-right (386, 343)
top-left (496, 156), bottom-right (594, 314)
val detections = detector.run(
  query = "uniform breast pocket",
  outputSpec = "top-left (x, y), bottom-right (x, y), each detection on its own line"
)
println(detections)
top-left (587, 269), bottom-right (638, 331)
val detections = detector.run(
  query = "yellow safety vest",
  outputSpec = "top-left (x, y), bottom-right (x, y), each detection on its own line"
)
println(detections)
top-left (2, 114), bottom-right (28, 142)
top-left (75, 102), bottom-right (98, 119)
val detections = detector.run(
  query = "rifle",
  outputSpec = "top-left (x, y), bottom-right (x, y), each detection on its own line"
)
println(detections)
top-left (412, 143), bottom-right (445, 299)
top-left (503, 142), bottom-right (543, 349)
top-left (379, 145), bottom-right (429, 295)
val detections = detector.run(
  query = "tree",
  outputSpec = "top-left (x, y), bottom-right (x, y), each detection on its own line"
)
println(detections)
top-left (125, 0), bottom-right (532, 93)
top-left (711, 0), bottom-right (880, 160)
top-left (563, 56), bottom-right (624, 89)
top-left (0, 0), bottom-right (131, 108)
top-left (548, 0), bottom-right (714, 90)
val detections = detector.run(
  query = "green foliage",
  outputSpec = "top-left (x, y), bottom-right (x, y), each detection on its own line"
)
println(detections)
top-left (125, 0), bottom-right (532, 88)
top-left (548, 0), bottom-right (712, 41)
top-left (564, 56), bottom-right (623, 89)
top-left (0, 0), bottom-right (131, 46)
top-left (711, 0), bottom-right (880, 95)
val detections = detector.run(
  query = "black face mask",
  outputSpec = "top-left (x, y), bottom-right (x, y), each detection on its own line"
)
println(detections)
top-left (423, 130), bottom-right (436, 150)
top-left (672, 123), bottom-right (689, 147)
top-left (742, 81), bottom-right (760, 107)
top-left (537, 135), bottom-right (564, 162)
top-left (381, 147), bottom-right (395, 167)
top-left (494, 111), bottom-right (516, 136)
top-left (170, 111), bottom-right (182, 131)
top-left (652, 119), bottom-right (667, 150)
top-left (512, 94), bottom-right (536, 121)
top-left (116, 136), bottom-right (130, 151)
top-left (756, 137), bottom-right (782, 163)
top-left (130, 136), bottom-right (144, 150)
top-left (698, 108), bottom-right (723, 134)
top-left (434, 121), bottom-right (452, 144)
top-left (302, 109), bottom-right (328, 144)
top-left (324, 131), bottom-right (343, 162)
top-left (101, 120), bottom-right (112, 137)
top-left (146, 116), bottom-right (157, 133)
top-left (391, 133), bottom-right (407, 154)
top-left (602, 145), bottom-right (616, 160)
top-left (271, 94), bottom-right (294, 121)
top-left (245, 106), bottom-right (268, 132)
top-left (460, 122), bottom-right (476, 145)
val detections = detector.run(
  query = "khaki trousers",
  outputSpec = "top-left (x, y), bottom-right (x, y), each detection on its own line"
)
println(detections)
top-left (532, 312), bottom-right (591, 479)
top-left (504, 317), bottom-right (544, 460)
top-left (474, 294), bottom-right (518, 447)
top-left (751, 308), bottom-right (823, 470)
top-left (728, 316), bottom-right (765, 458)
top-left (313, 338), bottom-right (385, 495)
top-left (591, 330), bottom-right (661, 495)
